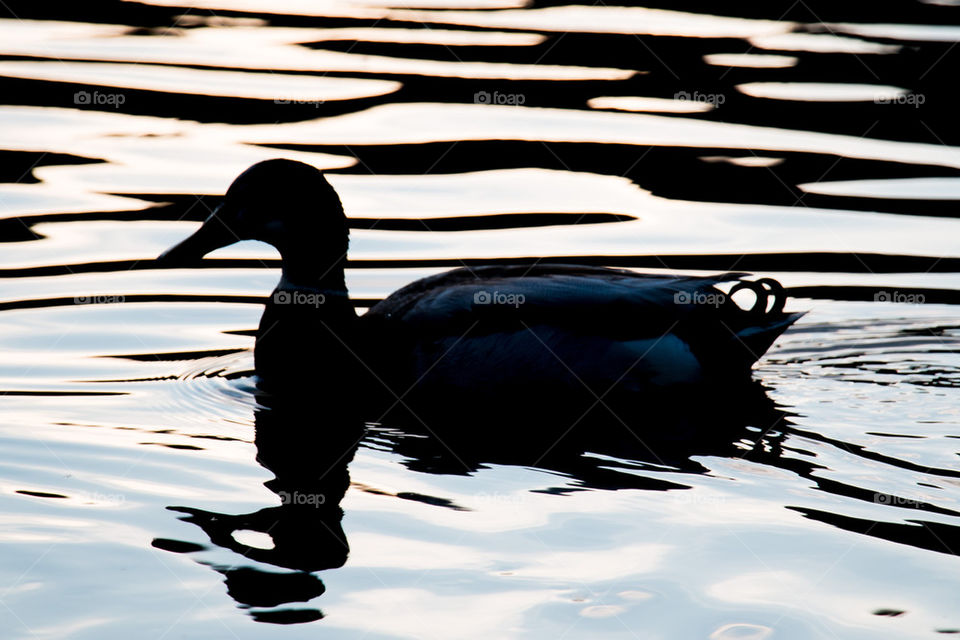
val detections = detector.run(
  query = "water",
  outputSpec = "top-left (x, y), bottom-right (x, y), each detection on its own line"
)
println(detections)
top-left (2, 1), bottom-right (960, 637)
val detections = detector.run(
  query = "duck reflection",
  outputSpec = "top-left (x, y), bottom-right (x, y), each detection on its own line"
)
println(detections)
top-left (154, 359), bottom-right (792, 624)
top-left (374, 378), bottom-right (789, 489)
top-left (153, 393), bottom-right (364, 624)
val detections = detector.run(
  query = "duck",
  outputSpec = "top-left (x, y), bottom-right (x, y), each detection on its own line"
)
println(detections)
top-left (157, 159), bottom-right (803, 428)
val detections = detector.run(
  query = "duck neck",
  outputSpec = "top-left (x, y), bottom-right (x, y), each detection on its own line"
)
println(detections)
top-left (277, 246), bottom-right (348, 294)
top-left (267, 245), bottom-right (354, 325)
top-left (254, 243), bottom-right (359, 388)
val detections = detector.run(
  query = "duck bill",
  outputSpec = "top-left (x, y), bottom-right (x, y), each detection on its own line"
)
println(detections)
top-left (156, 205), bottom-right (240, 266)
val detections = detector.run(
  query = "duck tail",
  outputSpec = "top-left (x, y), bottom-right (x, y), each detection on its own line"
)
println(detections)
top-left (726, 277), bottom-right (805, 367)
top-left (733, 310), bottom-right (805, 365)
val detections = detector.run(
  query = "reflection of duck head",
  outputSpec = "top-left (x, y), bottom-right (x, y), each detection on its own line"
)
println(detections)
top-left (154, 393), bottom-right (364, 623)
top-left (158, 158), bottom-right (803, 424)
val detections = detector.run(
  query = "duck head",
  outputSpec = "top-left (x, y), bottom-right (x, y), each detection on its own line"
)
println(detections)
top-left (158, 159), bottom-right (349, 289)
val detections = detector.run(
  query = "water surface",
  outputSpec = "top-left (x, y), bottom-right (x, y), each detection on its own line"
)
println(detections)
top-left (2, 1), bottom-right (960, 638)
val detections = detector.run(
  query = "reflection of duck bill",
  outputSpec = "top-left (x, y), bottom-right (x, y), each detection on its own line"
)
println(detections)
top-left (165, 504), bottom-right (350, 573)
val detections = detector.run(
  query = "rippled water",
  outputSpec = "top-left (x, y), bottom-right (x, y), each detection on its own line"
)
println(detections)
top-left (2, 1), bottom-right (960, 638)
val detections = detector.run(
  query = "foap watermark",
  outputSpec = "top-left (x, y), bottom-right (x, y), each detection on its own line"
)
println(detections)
top-left (873, 493), bottom-right (923, 507)
top-left (874, 291), bottom-right (925, 304)
top-left (79, 490), bottom-right (126, 505)
top-left (673, 290), bottom-right (725, 307)
top-left (474, 491), bottom-right (527, 508)
top-left (274, 97), bottom-right (324, 108)
top-left (474, 290), bottom-right (525, 307)
top-left (474, 90), bottom-right (525, 106)
top-left (273, 290), bottom-right (326, 307)
top-left (278, 491), bottom-right (326, 507)
top-left (74, 90), bottom-right (125, 109)
top-left (875, 93), bottom-right (925, 107)
top-left (673, 491), bottom-right (728, 507)
top-left (74, 294), bottom-right (125, 305)
top-left (674, 90), bottom-right (725, 107)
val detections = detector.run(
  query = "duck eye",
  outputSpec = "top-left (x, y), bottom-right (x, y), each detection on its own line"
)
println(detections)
top-left (232, 207), bottom-right (259, 233)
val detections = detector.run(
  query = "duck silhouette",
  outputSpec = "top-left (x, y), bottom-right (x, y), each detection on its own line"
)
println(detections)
top-left (157, 159), bottom-right (802, 427)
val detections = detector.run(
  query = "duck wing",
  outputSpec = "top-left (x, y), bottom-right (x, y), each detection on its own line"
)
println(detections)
top-left (362, 264), bottom-right (802, 387)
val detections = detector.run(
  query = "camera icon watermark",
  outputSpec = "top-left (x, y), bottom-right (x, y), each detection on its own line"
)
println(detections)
top-left (474, 491), bottom-right (526, 508)
top-left (474, 90), bottom-right (525, 106)
top-left (473, 290), bottom-right (525, 307)
top-left (673, 492), bottom-right (728, 506)
top-left (278, 491), bottom-right (326, 507)
top-left (74, 90), bottom-right (126, 109)
top-left (274, 97), bottom-right (324, 108)
top-left (673, 290), bottom-right (725, 307)
top-left (273, 290), bottom-right (326, 307)
top-left (79, 490), bottom-right (126, 505)
top-left (875, 93), bottom-right (925, 107)
top-left (74, 294), bottom-right (125, 305)
top-left (674, 90), bottom-right (725, 107)
top-left (873, 493), bottom-right (922, 507)
top-left (874, 290), bottom-right (925, 304)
